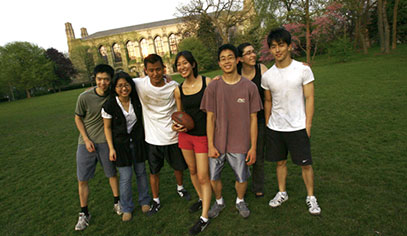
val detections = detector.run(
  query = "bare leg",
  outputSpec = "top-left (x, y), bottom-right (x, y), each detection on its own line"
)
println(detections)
top-left (108, 176), bottom-right (119, 197)
top-left (150, 173), bottom-right (160, 199)
top-left (78, 180), bottom-right (89, 207)
top-left (195, 153), bottom-right (211, 219)
top-left (235, 181), bottom-right (248, 200)
top-left (276, 160), bottom-right (287, 192)
top-left (301, 165), bottom-right (314, 196)
top-left (182, 149), bottom-right (202, 199)
top-left (174, 170), bottom-right (184, 186)
top-left (210, 179), bottom-right (222, 200)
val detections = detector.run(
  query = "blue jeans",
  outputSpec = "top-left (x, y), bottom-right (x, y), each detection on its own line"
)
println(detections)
top-left (118, 144), bottom-right (151, 213)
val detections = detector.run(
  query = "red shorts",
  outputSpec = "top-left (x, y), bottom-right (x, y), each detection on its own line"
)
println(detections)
top-left (178, 132), bottom-right (208, 153)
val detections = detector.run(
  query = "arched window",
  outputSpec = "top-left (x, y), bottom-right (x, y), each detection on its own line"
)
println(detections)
top-left (168, 34), bottom-right (178, 55)
top-left (112, 43), bottom-right (122, 62)
top-left (99, 46), bottom-right (108, 63)
top-left (154, 36), bottom-right (164, 56)
top-left (140, 38), bottom-right (149, 58)
top-left (126, 41), bottom-right (139, 60)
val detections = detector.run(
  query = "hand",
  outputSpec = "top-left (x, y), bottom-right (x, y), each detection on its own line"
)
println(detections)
top-left (212, 75), bottom-right (221, 81)
top-left (245, 148), bottom-right (256, 166)
top-left (109, 149), bottom-right (117, 161)
top-left (171, 122), bottom-right (187, 133)
top-left (84, 139), bottom-right (95, 152)
top-left (164, 74), bottom-right (173, 82)
top-left (306, 126), bottom-right (311, 138)
top-left (208, 146), bottom-right (220, 158)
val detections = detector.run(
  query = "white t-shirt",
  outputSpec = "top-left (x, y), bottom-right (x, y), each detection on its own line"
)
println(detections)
top-left (261, 60), bottom-right (314, 132)
top-left (101, 96), bottom-right (137, 134)
top-left (133, 76), bottom-right (178, 145)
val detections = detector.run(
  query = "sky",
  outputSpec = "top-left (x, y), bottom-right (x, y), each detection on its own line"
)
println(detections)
top-left (0, 0), bottom-right (189, 53)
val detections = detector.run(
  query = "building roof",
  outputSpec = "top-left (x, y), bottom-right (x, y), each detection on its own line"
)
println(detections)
top-left (83, 17), bottom-right (184, 40)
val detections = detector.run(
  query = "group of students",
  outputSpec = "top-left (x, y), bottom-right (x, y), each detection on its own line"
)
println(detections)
top-left (73, 28), bottom-right (321, 235)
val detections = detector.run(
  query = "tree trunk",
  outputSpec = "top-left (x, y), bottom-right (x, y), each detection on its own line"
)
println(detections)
top-left (392, 0), bottom-right (400, 49)
top-left (363, 0), bottom-right (371, 49)
top-left (305, 0), bottom-right (311, 64)
top-left (8, 82), bottom-right (15, 101)
top-left (25, 89), bottom-right (31, 98)
top-left (383, 0), bottom-right (391, 53)
top-left (377, 0), bottom-right (385, 52)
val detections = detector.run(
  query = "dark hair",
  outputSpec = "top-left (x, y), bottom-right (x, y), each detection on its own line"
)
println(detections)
top-left (110, 71), bottom-right (137, 100)
top-left (267, 27), bottom-right (292, 48)
top-left (143, 54), bottom-right (165, 68)
top-left (217, 44), bottom-right (238, 61)
top-left (174, 51), bottom-right (198, 78)
top-left (93, 64), bottom-right (114, 78)
top-left (237, 42), bottom-right (253, 74)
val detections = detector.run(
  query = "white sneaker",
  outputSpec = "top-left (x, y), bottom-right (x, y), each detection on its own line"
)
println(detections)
top-left (114, 202), bottom-right (123, 215)
top-left (269, 192), bottom-right (288, 208)
top-left (306, 196), bottom-right (321, 215)
top-left (75, 213), bottom-right (91, 231)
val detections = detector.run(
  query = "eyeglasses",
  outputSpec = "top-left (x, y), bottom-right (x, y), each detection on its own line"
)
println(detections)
top-left (116, 84), bottom-right (131, 89)
top-left (242, 50), bottom-right (256, 56)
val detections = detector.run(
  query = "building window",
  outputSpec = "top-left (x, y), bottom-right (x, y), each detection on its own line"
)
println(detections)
top-left (140, 38), bottom-right (149, 58)
top-left (112, 43), bottom-right (122, 62)
top-left (99, 46), bottom-right (108, 63)
top-left (126, 41), bottom-right (139, 60)
top-left (154, 36), bottom-right (164, 56)
top-left (169, 34), bottom-right (178, 55)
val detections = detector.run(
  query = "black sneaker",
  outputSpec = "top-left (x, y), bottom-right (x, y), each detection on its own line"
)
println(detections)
top-left (189, 200), bottom-right (202, 213)
top-left (189, 218), bottom-right (209, 235)
top-left (177, 188), bottom-right (191, 201)
top-left (146, 201), bottom-right (161, 217)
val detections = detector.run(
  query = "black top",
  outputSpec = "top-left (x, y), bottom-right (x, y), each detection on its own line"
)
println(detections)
top-left (252, 64), bottom-right (265, 123)
top-left (102, 94), bottom-right (147, 167)
top-left (180, 76), bottom-right (207, 136)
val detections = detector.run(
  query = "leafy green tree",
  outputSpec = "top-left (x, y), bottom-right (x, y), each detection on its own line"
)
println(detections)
top-left (70, 45), bottom-right (95, 82)
top-left (45, 48), bottom-right (76, 92)
top-left (177, 37), bottom-right (215, 71)
top-left (0, 42), bottom-right (54, 99)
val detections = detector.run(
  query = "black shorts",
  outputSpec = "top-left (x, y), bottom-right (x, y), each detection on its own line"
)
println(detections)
top-left (147, 143), bottom-right (188, 174)
top-left (265, 128), bottom-right (313, 166)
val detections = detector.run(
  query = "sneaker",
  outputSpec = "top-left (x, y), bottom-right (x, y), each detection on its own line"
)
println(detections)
top-left (236, 202), bottom-right (250, 218)
top-left (122, 212), bottom-right (132, 221)
top-left (306, 196), bottom-right (321, 215)
top-left (207, 201), bottom-right (225, 218)
top-left (189, 200), bottom-right (202, 213)
top-left (113, 202), bottom-right (123, 215)
top-left (146, 201), bottom-right (161, 217)
top-left (189, 218), bottom-right (210, 235)
top-left (74, 212), bottom-right (91, 231)
top-left (141, 204), bottom-right (150, 213)
top-left (178, 188), bottom-right (191, 201)
top-left (269, 192), bottom-right (288, 208)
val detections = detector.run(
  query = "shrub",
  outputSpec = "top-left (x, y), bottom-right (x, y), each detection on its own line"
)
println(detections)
top-left (327, 37), bottom-right (354, 63)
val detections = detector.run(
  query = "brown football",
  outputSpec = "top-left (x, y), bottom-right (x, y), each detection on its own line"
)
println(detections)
top-left (171, 111), bottom-right (194, 131)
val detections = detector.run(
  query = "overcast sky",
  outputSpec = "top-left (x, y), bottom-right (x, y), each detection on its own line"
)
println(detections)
top-left (0, 0), bottom-right (189, 53)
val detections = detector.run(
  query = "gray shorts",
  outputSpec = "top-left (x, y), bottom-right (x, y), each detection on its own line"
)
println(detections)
top-left (76, 143), bottom-right (117, 181)
top-left (209, 153), bottom-right (250, 183)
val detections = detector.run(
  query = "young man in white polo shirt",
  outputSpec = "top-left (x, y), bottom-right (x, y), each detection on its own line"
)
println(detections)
top-left (261, 28), bottom-right (321, 215)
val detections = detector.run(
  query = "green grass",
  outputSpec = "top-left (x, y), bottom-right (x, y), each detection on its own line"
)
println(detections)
top-left (1, 46), bottom-right (406, 236)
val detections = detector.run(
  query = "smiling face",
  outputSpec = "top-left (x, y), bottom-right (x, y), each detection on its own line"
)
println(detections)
top-left (176, 55), bottom-right (194, 79)
top-left (269, 40), bottom-right (292, 64)
top-left (240, 45), bottom-right (257, 66)
top-left (115, 78), bottom-right (131, 99)
top-left (95, 72), bottom-right (111, 92)
top-left (218, 49), bottom-right (238, 74)
top-left (144, 61), bottom-right (165, 87)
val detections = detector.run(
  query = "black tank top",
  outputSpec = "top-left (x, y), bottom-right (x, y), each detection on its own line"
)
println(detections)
top-left (179, 76), bottom-right (207, 136)
top-left (252, 64), bottom-right (265, 123)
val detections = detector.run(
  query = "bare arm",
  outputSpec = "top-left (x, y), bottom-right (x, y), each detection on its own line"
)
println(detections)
top-left (103, 118), bottom-right (116, 161)
top-left (264, 90), bottom-right (272, 125)
top-left (75, 115), bottom-right (95, 152)
top-left (207, 111), bottom-right (220, 158)
top-left (260, 63), bottom-right (268, 75)
top-left (303, 82), bottom-right (315, 137)
top-left (246, 113), bottom-right (258, 165)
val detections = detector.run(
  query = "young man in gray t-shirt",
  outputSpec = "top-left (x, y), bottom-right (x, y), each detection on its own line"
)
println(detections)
top-left (74, 64), bottom-right (121, 231)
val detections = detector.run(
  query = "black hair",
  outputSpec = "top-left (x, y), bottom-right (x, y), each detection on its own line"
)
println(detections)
top-left (143, 54), bottom-right (165, 68)
top-left (267, 27), bottom-right (292, 48)
top-left (110, 71), bottom-right (137, 101)
top-left (237, 42), bottom-right (253, 75)
top-left (174, 51), bottom-right (198, 78)
top-left (217, 44), bottom-right (238, 61)
top-left (93, 64), bottom-right (114, 78)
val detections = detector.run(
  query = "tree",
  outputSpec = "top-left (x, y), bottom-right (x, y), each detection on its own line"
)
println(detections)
top-left (70, 45), bottom-right (95, 82)
top-left (392, 0), bottom-right (400, 49)
top-left (0, 42), bottom-right (54, 99)
top-left (177, 0), bottom-right (254, 44)
top-left (45, 48), bottom-right (76, 92)
top-left (177, 37), bottom-right (215, 71)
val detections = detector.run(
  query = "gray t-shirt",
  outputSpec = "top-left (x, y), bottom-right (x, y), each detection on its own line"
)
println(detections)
top-left (200, 77), bottom-right (263, 154)
top-left (75, 88), bottom-right (109, 144)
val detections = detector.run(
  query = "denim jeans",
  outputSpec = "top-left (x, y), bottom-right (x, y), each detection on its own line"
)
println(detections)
top-left (118, 144), bottom-right (151, 213)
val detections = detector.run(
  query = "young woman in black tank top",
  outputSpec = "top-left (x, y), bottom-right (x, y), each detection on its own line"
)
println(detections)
top-left (237, 43), bottom-right (268, 198)
top-left (172, 51), bottom-right (212, 235)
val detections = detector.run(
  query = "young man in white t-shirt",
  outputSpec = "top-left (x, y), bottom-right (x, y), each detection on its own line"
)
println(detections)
top-left (133, 54), bottom-right (190, 216)
top-left (261, 28), bottom-right (321, 215)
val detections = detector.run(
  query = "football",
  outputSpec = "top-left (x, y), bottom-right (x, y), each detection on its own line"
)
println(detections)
top-left (171, 111), bottom-right (194, 131)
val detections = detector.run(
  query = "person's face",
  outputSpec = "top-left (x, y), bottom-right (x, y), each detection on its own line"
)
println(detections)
top-left (115, 78), bottom-right (131, 98)
top-left (144, 61), bottom-right (165, 85)
top-left (218, 49), bottom-right (238, 74)
top-left (269, 40), bottom-right (291, 63)
top-left (95, 72), bottom-right (111, 92)
top-left (176, 56), bottom-right (194, 79)
top-left (240, 45), bottom-right (256, 66)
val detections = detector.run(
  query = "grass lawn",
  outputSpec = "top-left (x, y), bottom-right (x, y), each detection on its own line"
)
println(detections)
top-left (0, 46), bottom-right (406, 236)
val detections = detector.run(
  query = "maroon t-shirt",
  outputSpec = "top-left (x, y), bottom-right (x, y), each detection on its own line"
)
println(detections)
top-left (200, 77), bottom-right (263, 154)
